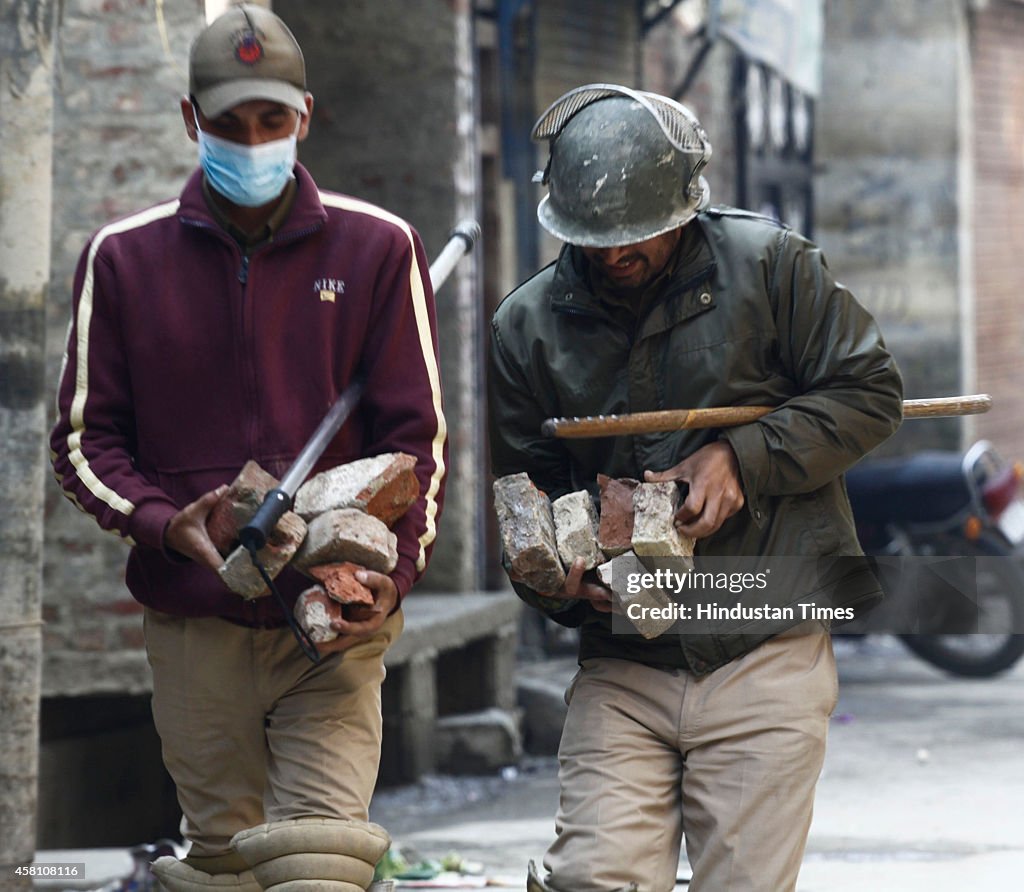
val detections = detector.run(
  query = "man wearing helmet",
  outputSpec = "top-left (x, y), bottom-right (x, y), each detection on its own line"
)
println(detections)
top-left (488, 85), bottom-right (903, 892)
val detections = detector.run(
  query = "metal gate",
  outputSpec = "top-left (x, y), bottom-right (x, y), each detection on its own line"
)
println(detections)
top-left (733, 55), bottom-right (815, 236)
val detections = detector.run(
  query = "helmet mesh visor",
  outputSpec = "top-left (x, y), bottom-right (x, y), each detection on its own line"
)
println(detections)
top-left (532, 83), bottom-right (709, 156)
top-left (532, 86), bottom-right (627, 140)
top-left (642, 94), bottom-right (709, 153)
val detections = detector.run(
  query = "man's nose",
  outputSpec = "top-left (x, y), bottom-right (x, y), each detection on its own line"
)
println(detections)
top-left (597, 246), bottom-right (631, 266)
top-left (232, 124), bottom-right (265, 145)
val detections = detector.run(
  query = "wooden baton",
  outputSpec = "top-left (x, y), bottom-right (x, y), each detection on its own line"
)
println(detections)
top-left (541, 394), bottom-right (993, 439)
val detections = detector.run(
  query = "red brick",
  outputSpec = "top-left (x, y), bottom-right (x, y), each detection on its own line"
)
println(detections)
top-left (218, 508), bottom-right (308, 600)
top-left (294, 585), bottom-right (344, 644)
top-left (597, 475), bottom-right (639, 557)
top-left (309, 562), bottom-right (375, 605)
top-left (294, 452), bottom-right (419, 526)
top-left (972, 1), bottom-right (1024, 464)
top-left (44, 629), bottom-right (68, 650)
top-left (361, 454), bottom-right (420, 526)
top-left (76, 626), bottom-right (107, 652)
top-left (206, 460), bottom-right (281, 555)
top-left (118, 624), bottom-right (146, 649)
top-left (95, 598), bottom-right (143, 616)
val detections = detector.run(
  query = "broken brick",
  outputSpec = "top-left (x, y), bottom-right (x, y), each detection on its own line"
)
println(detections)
top-left (206, 460), bottom-right (306, 556)
top-left (294, 585), bottom-right (343, 643)
top-left (294, 452), bottom-right (419, 526)
top-left (596, 551), bottom-right (677, 639)
top-left (293, 508), bottom-right (398, 575)
top-left (362, 455), bottom-right (420, 526)
top-left (218, 546), bottom-right (269, 599)
top-left (493, 473), bottom-right (565, 594)
top-left (632, 482), bottom-right (695, 560)
top-left (597, 475), bottom-right (639, 557)
top-left (216, 509), bottom-right (308, 599)
top-left (309, 562), bottom-right (375, 605)
top-left (552, 490), bottom-right (604, 571)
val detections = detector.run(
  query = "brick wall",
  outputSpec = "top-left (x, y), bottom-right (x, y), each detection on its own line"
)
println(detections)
top-left (44, 0), bottom-right (204, 696)
top-left (286, 0), bottom-right (483, 592)
top-left (971, 0), bottom-right (1024, 460)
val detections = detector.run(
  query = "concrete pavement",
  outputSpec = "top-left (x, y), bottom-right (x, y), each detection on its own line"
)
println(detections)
top-left (370, 635), bottom-right (1024, 890)
top-left (35, 635), bottom-right (1024, 890)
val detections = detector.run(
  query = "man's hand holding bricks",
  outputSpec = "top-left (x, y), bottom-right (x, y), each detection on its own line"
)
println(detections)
top-left (164, 485), bottom-right (229, 572)
top-left (539, 556), bottom-right (614, 613)
top-left (644, 441), bottom-right (745, 540)
top-left (318, 568), bottom-right (400, 654)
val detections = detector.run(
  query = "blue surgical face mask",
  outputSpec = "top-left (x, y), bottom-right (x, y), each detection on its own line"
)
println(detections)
top-left (194, 109), bottom-right (299, 208)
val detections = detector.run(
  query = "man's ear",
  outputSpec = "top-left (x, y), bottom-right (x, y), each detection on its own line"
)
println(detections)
top-left (180, 97), bottom-right (199, 143)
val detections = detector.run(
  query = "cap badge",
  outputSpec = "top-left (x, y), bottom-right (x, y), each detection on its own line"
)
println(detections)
top-left (234, 30), bottom-right (264, 65)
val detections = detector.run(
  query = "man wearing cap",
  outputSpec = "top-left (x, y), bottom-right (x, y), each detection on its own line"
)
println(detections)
top-left (488, 85), bottom-right (902, 891)
top-left (51, 6), bottom-right (446, 890)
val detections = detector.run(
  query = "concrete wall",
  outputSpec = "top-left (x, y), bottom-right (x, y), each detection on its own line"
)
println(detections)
top-left (970, 0), bottom-right (1024, 459)
top-left (285, 0), bottom-right (484, 593)
top-left (816, 0), bottom-right (967, 453)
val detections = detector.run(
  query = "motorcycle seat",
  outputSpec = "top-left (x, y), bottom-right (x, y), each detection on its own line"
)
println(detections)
top-left (845, 452), bottom-right (972, 525)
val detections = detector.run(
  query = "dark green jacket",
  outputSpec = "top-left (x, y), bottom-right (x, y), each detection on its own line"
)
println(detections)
top-left (488, 208), bottom-right (904, 675)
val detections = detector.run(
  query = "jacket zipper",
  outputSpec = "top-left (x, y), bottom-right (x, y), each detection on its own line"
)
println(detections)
top-left (180, 216), bottom-right (257, 454)
top-left (180, 214), bottom-right (325, 463)
top-left (239, 251), bottom-right (258, 458)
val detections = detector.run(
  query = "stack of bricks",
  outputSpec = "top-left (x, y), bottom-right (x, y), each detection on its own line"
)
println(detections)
top-left (292, 453), bottom-right (418, 642)
top-left (205, 453), bottom-right (419, 643)
top-left (492, 472), bottom-right (695, 638)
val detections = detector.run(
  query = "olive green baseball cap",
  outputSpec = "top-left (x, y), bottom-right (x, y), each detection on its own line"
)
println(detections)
top-left (189, 4), bottom-right (306, 119)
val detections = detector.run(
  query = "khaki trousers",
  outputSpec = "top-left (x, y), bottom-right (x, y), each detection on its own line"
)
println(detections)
top-left (546, 621), bottom-right (837, 892)
top-left (144, 608), bottom-right (402, 858)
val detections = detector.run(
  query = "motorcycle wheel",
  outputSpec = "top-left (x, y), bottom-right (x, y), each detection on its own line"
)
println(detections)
top-left (899, 539), bottom-right (1024, 678)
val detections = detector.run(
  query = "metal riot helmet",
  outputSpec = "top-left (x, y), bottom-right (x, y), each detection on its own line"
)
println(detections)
top-left (533, 84), bottom-right (712, 248)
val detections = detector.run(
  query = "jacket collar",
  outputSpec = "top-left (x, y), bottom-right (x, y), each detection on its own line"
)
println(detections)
top-left (177, 162), bottom-right (329, 240)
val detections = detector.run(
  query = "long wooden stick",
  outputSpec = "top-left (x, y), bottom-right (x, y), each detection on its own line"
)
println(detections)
top-left (541, 394), bottom-right (993, 439)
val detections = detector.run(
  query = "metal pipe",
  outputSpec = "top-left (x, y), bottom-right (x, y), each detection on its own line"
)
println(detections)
top-left (430, 219), bottom-right (481, 292)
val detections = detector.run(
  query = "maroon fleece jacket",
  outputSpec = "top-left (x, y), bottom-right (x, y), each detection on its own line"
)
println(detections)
top-left (51, 164), bottom-right (448, 624)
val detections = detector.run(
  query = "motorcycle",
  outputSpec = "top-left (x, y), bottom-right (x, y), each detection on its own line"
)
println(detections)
top-left (844, 440), bottom-right (1024, 677)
